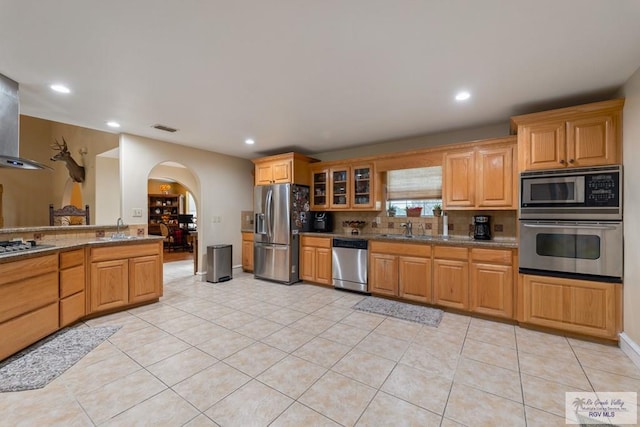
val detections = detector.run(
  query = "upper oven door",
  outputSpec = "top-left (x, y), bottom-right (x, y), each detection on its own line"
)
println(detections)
top-left (519, 220), bottom-right (623, 282)
top-left (521, 175), bottom-right (585, 205)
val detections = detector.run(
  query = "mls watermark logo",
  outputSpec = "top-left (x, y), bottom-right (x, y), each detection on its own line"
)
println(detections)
top-left (566, 392), bottom-right (637, 425)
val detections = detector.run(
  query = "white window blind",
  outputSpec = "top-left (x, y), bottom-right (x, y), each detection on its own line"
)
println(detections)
top-left (387, 166), bottom-right (442, 200)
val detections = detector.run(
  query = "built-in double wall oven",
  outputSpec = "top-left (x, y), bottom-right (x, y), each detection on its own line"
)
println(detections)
top-left (519, 165), bottom-right (623, 283)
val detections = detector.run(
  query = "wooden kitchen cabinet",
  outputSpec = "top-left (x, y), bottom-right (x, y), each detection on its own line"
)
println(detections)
top-left (520, 274), bottom-right (621, 339)
top-left (351, 163), bottom-right (375, 209)
top-left (241, 232), bottom-right (254, 272)
top-left (433, 246), bottom-right (469, 310)
top-left (311, 168), bottom-right (329, 209)
top-left (511, 99), bottom-right (623, 171)
top-left (59, 248), bottom-right (86, 327)
top-left (0, 254), bottom-right (59, 360)
top-left (330, 165), bottom-right (350, 209)
top-left (443, 137), bottom-right (516, 210)
top-left (310, 161), bottom-right (379, 211)
top-left (369, 241), bottom-right (431, 302)
top-left (300, 235), bottom-right (332, 285)
top-left (89, 242), bottom-right (163, 314)
top-left (253, 152), bottom-right (317, 186)
top-left (469, 248), bottom-right (514, 319)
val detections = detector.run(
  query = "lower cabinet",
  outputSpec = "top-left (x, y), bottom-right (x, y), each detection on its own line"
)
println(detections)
top-left (300, 235), bottom-right (332, 286)
top-left (241, 232), bottom-right (254, 272)
top-left (0, 254), bottom-right (59, 361)
top-left (369, 241), bottom-right (431, 302)
top-left (520, 274), bottom-right (621, 339)
top-left (89, 242), bottom-right (163, 315)
top-left (469, 248), bottom-right (514, 319)
top-left (59, 248), bottom-right (86, 327)
top-left (433, 246), bottom-right (469, 310)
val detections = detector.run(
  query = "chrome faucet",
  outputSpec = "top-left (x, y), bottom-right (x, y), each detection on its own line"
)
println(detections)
top-left (404, 220), bottom-right (413, 237)
top-left (115, 217), bottom-right (125, 237)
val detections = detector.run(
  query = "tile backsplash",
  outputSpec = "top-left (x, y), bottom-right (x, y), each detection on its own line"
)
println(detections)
top-left (332, 210), bottom-right (516, 239)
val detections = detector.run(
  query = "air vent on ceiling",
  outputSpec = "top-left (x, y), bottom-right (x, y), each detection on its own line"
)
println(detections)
top-left (151, 124), bottom-right (178, 133)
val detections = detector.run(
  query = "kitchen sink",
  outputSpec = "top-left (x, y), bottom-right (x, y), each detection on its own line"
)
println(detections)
top-left (95, 235), bottom-right (141, 242)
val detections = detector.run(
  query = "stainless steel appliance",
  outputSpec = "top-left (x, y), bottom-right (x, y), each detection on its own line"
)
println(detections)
top-left (332, 237), bottom-right (368, 293)
top-left (312, 212), bottom-right (333, 232)
top-left (0, 240), bottom-right (55, 256)
top-left (473, 215), bottom-right (491, 240)
top-left (519, 220), bottom-right (623, 283)
top-left (520, 165), bottom-right (622, 220)
top-left (254, 184), bottom-right (310, 284)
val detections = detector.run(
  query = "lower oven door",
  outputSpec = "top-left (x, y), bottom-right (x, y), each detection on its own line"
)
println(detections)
top-left (519, 220), bottom-right (623, 282)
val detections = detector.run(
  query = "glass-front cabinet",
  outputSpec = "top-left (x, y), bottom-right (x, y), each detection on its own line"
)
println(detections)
top-left (311, 169), bottom-right (329, 209)
top-left (330, 166), bottom-right (350, 209)
top-left (351, 163), bottom-right (373, 209)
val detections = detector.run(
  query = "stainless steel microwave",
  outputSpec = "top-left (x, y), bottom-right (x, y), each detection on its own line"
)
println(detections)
top-left (520, 165), bottom-right (622, 220)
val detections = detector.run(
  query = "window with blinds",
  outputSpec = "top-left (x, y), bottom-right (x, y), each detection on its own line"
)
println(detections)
top-left (386, 166), bottom-right (442, 216)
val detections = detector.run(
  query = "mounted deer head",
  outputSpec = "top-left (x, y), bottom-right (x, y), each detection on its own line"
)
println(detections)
top-left (50, 137), bottom-right (85, 183)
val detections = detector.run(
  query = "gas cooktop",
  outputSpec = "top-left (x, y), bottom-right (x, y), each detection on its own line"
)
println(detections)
top-left (0, 240), bottom-right (54, 255)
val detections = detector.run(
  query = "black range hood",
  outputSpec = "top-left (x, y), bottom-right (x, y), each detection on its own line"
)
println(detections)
top-left (0, 72), bottom-right (50, 170)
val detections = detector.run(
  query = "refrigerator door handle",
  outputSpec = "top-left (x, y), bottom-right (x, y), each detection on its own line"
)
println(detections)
top-left (266, 188), bottom-right (273, 240)
top-left (255, 213), bottom-right (265, 234)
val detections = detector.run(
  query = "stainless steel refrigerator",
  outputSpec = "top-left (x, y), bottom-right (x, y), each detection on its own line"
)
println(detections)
top-left (254, 184), bottom-right (310, 284)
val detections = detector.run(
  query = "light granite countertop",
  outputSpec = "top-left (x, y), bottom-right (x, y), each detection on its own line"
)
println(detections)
top-left (301, 232), bottom-right (518, 249)
top-left (0, 235), bottom-right (164, 264)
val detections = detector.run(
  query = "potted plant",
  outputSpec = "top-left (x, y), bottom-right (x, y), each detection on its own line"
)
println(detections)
top-left (432, 204), bottom-right (442, 217)
top-left (406, 206), bottom-right (423, 217)
top-left (387, 205), bottom-right (397, 217)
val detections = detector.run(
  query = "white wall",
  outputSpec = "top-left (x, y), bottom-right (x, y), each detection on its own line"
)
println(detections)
top-left (622, 66), bottom-right (640, 345)
top-left (120, 134), bottom-right (254, 271)
top-left (95, 155), bottom-right (120, 224)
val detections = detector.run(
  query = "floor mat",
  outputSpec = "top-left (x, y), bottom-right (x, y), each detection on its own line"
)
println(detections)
top-left (353, 297), bottom-right (443, 327)
top-left (0, 325), bottom-right (120, 392)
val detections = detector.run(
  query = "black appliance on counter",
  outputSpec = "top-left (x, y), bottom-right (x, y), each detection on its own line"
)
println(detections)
top-left (473, 215), bottom-right (491, 240)
top-left (312, 212), bottom-right (333, 232)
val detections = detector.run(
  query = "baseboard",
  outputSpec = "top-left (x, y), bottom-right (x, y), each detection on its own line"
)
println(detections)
top-left (619, 332), bottom-right (640, 369)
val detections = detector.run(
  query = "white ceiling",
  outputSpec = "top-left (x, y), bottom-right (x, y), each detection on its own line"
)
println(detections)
top-left (2, 0), bottom-right (640, 160)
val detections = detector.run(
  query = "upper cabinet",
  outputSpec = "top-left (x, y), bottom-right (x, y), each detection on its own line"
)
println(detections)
top-left (511, 99), bottom-right (623, 171)
top-left (252, 152), bottom-right (317, 186)
top-left (443, 137), bottom-right (516, 210)
top-left (311, 162), bottom-right (379, 211)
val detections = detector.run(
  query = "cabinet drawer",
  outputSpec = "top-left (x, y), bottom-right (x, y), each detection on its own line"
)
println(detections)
top-left (370, 241), bottom-right (431, 257)
top-left (60, 291), bottom-right (86, 327)
top-left (470, 248), bottom-right (512, 265)
top-left (301, 236), bottom-right (332, 248)
top-left (434, 245), bottom-right (468, 260)
top-left (60, 248), bottom-right (85, 269)
top-left (0, 302), bottom-right (58, 361)
top-left (60, 264), bottom-right (85, 298)
top-left (91, 242), bottom-right (160, 261)
top-left (241, 232), bottom-right (254, 242)
top-left (0, 254), bottom-right (57, 286)
top-left (0, 271), bottom-right (58, 323)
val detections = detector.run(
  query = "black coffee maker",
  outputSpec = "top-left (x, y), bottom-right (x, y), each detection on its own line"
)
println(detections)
top-left (473, 215), bottom-right (491, 240)
top-left (312, 212), bottom-right (333, 232)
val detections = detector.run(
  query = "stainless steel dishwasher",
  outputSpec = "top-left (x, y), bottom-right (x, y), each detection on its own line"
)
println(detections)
top-left (332, 237), bottom-right (368, 293)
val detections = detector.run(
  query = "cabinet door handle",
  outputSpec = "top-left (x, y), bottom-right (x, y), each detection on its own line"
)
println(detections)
top-left (568, 159), bottom-right (575, 164)
top-left (559, 159), bottom-right (565, 164)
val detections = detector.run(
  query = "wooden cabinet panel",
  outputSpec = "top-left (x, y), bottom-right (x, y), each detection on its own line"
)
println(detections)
top-left (369, 253), bottom-right (398, 296)
top-left (300, 236), bottom-right (332, 285)
top-left (271, 160), bottom-right (292, 183)
top-left (241, 232), bottom-right (254, 272)
top-left (60, 291), bottom-right (86, 327)
top-left (60, 248), bottom-right (84, 269)
top-left (129, 255), bottom-right (161, 304)
top-left (476, 146), bottom-right (514, 208)
top-left (470, 262), bottom-right (513, 318)
top-left (300, 246), bottom-right (316, 282)
top-left (521, 274), bottom-right (620, 339)
top-left (566, 114), bottom-right (617, 167)
top-left (315, 247), bottom-right (332, 285)
top-left (434, 245), bottom-right (468, 261)
top-left (443, 151), bottom-right (475, 208)
top-left (91, 243), bottom-right (159, 262)
top-left (399, 256), bottom-right (431, 303)
top-left (311, 169), bottom-right (329, 209)
top-left (470, 248), bottom-right (512, 264)
top-left (0, 302), bottom-right (58, 361)
top-left (351, 164), bottom-right (374, 209)
top-left (370, 241), bottom-right (431, 257)
top-left (520, 122), bottom-right (565, 170)
top-left (90, 259), bottom-right (129, 313)
top-left (253, 152), bottom-right (316, 186)
top-left (433, 259), bottom-right (468, 310)
top-left (0, 253), bottom-right (57, 286)
top-left (60, 264), bottom-right (85, 298)
top-left (0, 271), bottom-right (58, 323)
top-left (330, 166), bottom-right (350, 209)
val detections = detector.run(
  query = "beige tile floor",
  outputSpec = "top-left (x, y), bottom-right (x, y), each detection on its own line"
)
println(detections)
top-left (1, 260), bottom-right (639, 426)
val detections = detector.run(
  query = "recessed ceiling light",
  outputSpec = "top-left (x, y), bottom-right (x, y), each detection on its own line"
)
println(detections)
top-left (106, 121), bottom-right (120, 128)
top-left (455, 91), bottom-right (471, 101)
top-left (245, 138), bottom-right (255, 145)
top-left (50, 84), bottom-right (70, 94)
